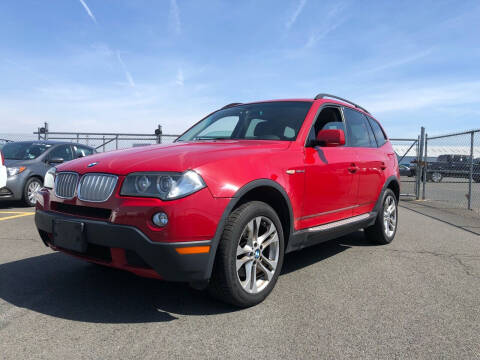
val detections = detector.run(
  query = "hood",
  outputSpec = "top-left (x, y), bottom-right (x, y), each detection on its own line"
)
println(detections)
top-left (4, 159), bottom-right (37, 167)
top-left (57, 140), bottom-right (291, 175)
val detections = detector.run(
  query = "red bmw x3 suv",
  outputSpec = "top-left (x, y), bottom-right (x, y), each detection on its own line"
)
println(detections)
top-left (35, 94), bottom-right (400, 307)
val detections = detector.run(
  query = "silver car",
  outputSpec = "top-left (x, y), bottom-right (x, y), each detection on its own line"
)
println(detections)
top-left (0, 141), bottom-right (96, 206)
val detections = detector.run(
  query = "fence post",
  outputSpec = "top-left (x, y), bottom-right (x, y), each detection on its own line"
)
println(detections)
top-left (422, 133), bottom-right (428, 200)
top-left (468, 131), bottom-right (474, 210)
top-left (156, 125), bottom-right (163, 144)
top-left (115, 135), bottom-right (119, 150)
top-left (102, 136), bottom-right (106, 152)
top-left (44, 122), bottom-right (49, 140)
top-left (416, 127), bottom-right (425, 200)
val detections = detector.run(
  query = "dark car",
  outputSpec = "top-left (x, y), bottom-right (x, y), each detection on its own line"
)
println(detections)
top-left (426, 154), bottom-right (480, 183)
top-left (1, 141), bottom-right (96, 206)
top-left (399, 164), bottom-right (414, 177)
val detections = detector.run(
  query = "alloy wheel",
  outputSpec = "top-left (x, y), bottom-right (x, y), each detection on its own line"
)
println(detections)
top-left (28, 180), bottom-right (41, 205)
top-left (236, 216), bottom-right (280, 294)
top-left (383, 195), bottom-right (397, 238)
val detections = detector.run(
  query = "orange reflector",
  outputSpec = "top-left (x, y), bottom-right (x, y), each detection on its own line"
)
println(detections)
top-left (175, 246), bottom-right (210, 255)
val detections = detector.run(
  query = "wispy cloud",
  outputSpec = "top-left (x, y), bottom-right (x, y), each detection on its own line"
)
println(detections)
top-left (176, 68), bottom-right (184, 86)
top-left (78, 0), bottom-right (97, 23)
top-left (360, 81), bottom-right (480, 114)
top-left (169, 0), bottom-right (181, 35)
top-left (116, 51), bottom-right (135, 88)
top-left (304, 2), bottom-right (347, 48)
top-left (285, 0), bottom-right (307, 29)
top-left (362, 49), bottom-right (433, 75)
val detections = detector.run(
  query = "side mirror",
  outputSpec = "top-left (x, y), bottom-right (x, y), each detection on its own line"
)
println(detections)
top-left (48, 157), bottom-right (64, 164)
top-left (315, 129), bottom-right (346, 147)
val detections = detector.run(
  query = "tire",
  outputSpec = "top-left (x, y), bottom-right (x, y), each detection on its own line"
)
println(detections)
top-left (365, 189), bottom-right (398, 245)
top-left (208, 201), bottom-right (285, 307)
top-left (431, 172), bottom-right (443, 183)
top-left (23, 177), bottom-right (42, 207)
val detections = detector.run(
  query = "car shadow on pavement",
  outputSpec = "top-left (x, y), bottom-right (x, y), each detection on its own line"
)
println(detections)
top-left (0, 231), bottom-right (375, 323)
top-left (0, 201), bottom-right (32, 210)
top-left (281, 230), bottom-right (376, 275)
top-left (0, 252), bottom-right (237, 323)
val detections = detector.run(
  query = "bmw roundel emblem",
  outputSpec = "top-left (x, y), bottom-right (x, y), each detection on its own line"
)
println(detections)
top-left (87, 162), bottom-right (98, 168)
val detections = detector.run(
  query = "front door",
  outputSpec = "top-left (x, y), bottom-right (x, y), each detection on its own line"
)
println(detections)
top-left (300, 106), bottom-right (359, 229)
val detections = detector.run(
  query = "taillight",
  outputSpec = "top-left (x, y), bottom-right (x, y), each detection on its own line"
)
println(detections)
top-left (0, 151), bottom-right (4, 165)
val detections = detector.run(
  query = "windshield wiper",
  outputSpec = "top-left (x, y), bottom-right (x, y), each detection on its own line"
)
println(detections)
top-left (194, 137), bottom-right (231, 140)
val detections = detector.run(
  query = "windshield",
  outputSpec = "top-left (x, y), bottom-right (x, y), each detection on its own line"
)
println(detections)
top-left (177, 101), bottom-right (313, 142)
top-left (2, 142), bottom-right (51, 160)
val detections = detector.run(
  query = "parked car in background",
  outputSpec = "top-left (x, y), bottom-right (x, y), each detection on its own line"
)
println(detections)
top-left (0, 139), bottom-right (13, 150)
top-left (399, 163), bottom-right (414, 177)
top-left (35, 94), bottom-right (400, 307)
top-left (1, 141), bottom-right (96, 206)
top-left (426, 154), bottom-right (480, 183)
top-left (0, 150), bottom-right (6, 189)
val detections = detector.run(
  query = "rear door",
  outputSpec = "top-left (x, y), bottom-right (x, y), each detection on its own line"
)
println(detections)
top-left (343, 107), bottom-right (387, 216)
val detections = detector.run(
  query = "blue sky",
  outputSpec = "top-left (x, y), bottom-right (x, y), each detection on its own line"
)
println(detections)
top-left (1, 0), bottom-right (479, 137)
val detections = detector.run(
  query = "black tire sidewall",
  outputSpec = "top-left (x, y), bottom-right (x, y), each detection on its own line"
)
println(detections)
top-left (23, 177), bottom-right (41, 207)
top-left (223, 202), bottom-right (284, 306)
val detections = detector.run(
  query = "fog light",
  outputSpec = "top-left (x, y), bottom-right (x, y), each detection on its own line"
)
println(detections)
top-left (152, 212), bottom-right (168, 227)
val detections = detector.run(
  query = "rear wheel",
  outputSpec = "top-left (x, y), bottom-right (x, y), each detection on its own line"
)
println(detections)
top-left (208, 201), bottom-right (284, 307)
top-left (365, 189), bottom-right (398, 245)
top-left (23, 177), bottom-right (42, 207)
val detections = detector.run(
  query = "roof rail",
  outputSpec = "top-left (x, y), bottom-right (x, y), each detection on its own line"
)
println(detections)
top-left (221, 102), bottom-right (242, 110)
top-left (314, 93), bottom-right (370, 114)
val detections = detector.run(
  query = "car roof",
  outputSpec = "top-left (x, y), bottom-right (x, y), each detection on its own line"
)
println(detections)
top-left (7, 140), bottom-right (94, 148)
top-left (227, 98), bottom-right (374, 119)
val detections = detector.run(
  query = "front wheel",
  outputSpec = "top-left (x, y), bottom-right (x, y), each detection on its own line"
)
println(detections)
top-left (365, 189), bottom-right (398, 245)
top-left (23, 177), bottom-right (42, 207)
top-left (208, 201), bottom-right (284, 307)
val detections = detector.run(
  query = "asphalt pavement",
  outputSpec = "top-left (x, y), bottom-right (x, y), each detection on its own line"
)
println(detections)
top-left (0, 202), bottom-right (479, 359)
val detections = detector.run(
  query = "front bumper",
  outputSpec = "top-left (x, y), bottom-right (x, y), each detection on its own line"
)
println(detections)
top-left (0, 174), bottom-right (26, 200)
top-left (35, 210), bottom-right (213, 282)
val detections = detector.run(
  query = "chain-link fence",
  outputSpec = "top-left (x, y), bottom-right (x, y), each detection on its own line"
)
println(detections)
top-left (422, 129), bottom-right (480, 214)
top-left (30, 123), bottom-right (179, 152)
top-left (390, 137), bottom-right (419, 197)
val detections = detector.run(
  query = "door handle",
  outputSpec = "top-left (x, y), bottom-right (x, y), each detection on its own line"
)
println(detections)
top-left (348, 163), bottom-right (358, 173)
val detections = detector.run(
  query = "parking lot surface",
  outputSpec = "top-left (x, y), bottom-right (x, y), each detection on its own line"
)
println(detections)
top-left (0, 203), bottom-right (479, 359)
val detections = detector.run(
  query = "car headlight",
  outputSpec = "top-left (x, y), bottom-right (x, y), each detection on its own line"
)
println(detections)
top-left (44, 167), bottom-right (56, 189)
top-left (7, 166), bottom-right (26, 177)
top-left (120, 170), bottom-right (206, 200)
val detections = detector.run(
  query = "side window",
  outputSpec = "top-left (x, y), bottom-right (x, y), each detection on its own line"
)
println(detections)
top-left (308, 107), bottom-right (345, 144)
top-left (49, 145), bottom-right (73, 161)
top-left (245, 119), bottom-right (266, 137)
top-left (74, 145), bottom-right (94, 158)
top-left (343, 108), bottom-right (376, 148)
top-left (367, 117), bottom-right (387, 147)
top-left (195, 116), bottom-right (239, 139)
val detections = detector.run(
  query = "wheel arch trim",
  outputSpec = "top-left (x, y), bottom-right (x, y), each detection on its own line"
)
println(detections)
top-left (202, 179), bottom-right (294, 281)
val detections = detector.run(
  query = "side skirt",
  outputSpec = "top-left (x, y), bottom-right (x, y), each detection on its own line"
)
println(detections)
top-left (286, 212), bottom-right (377, 253)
